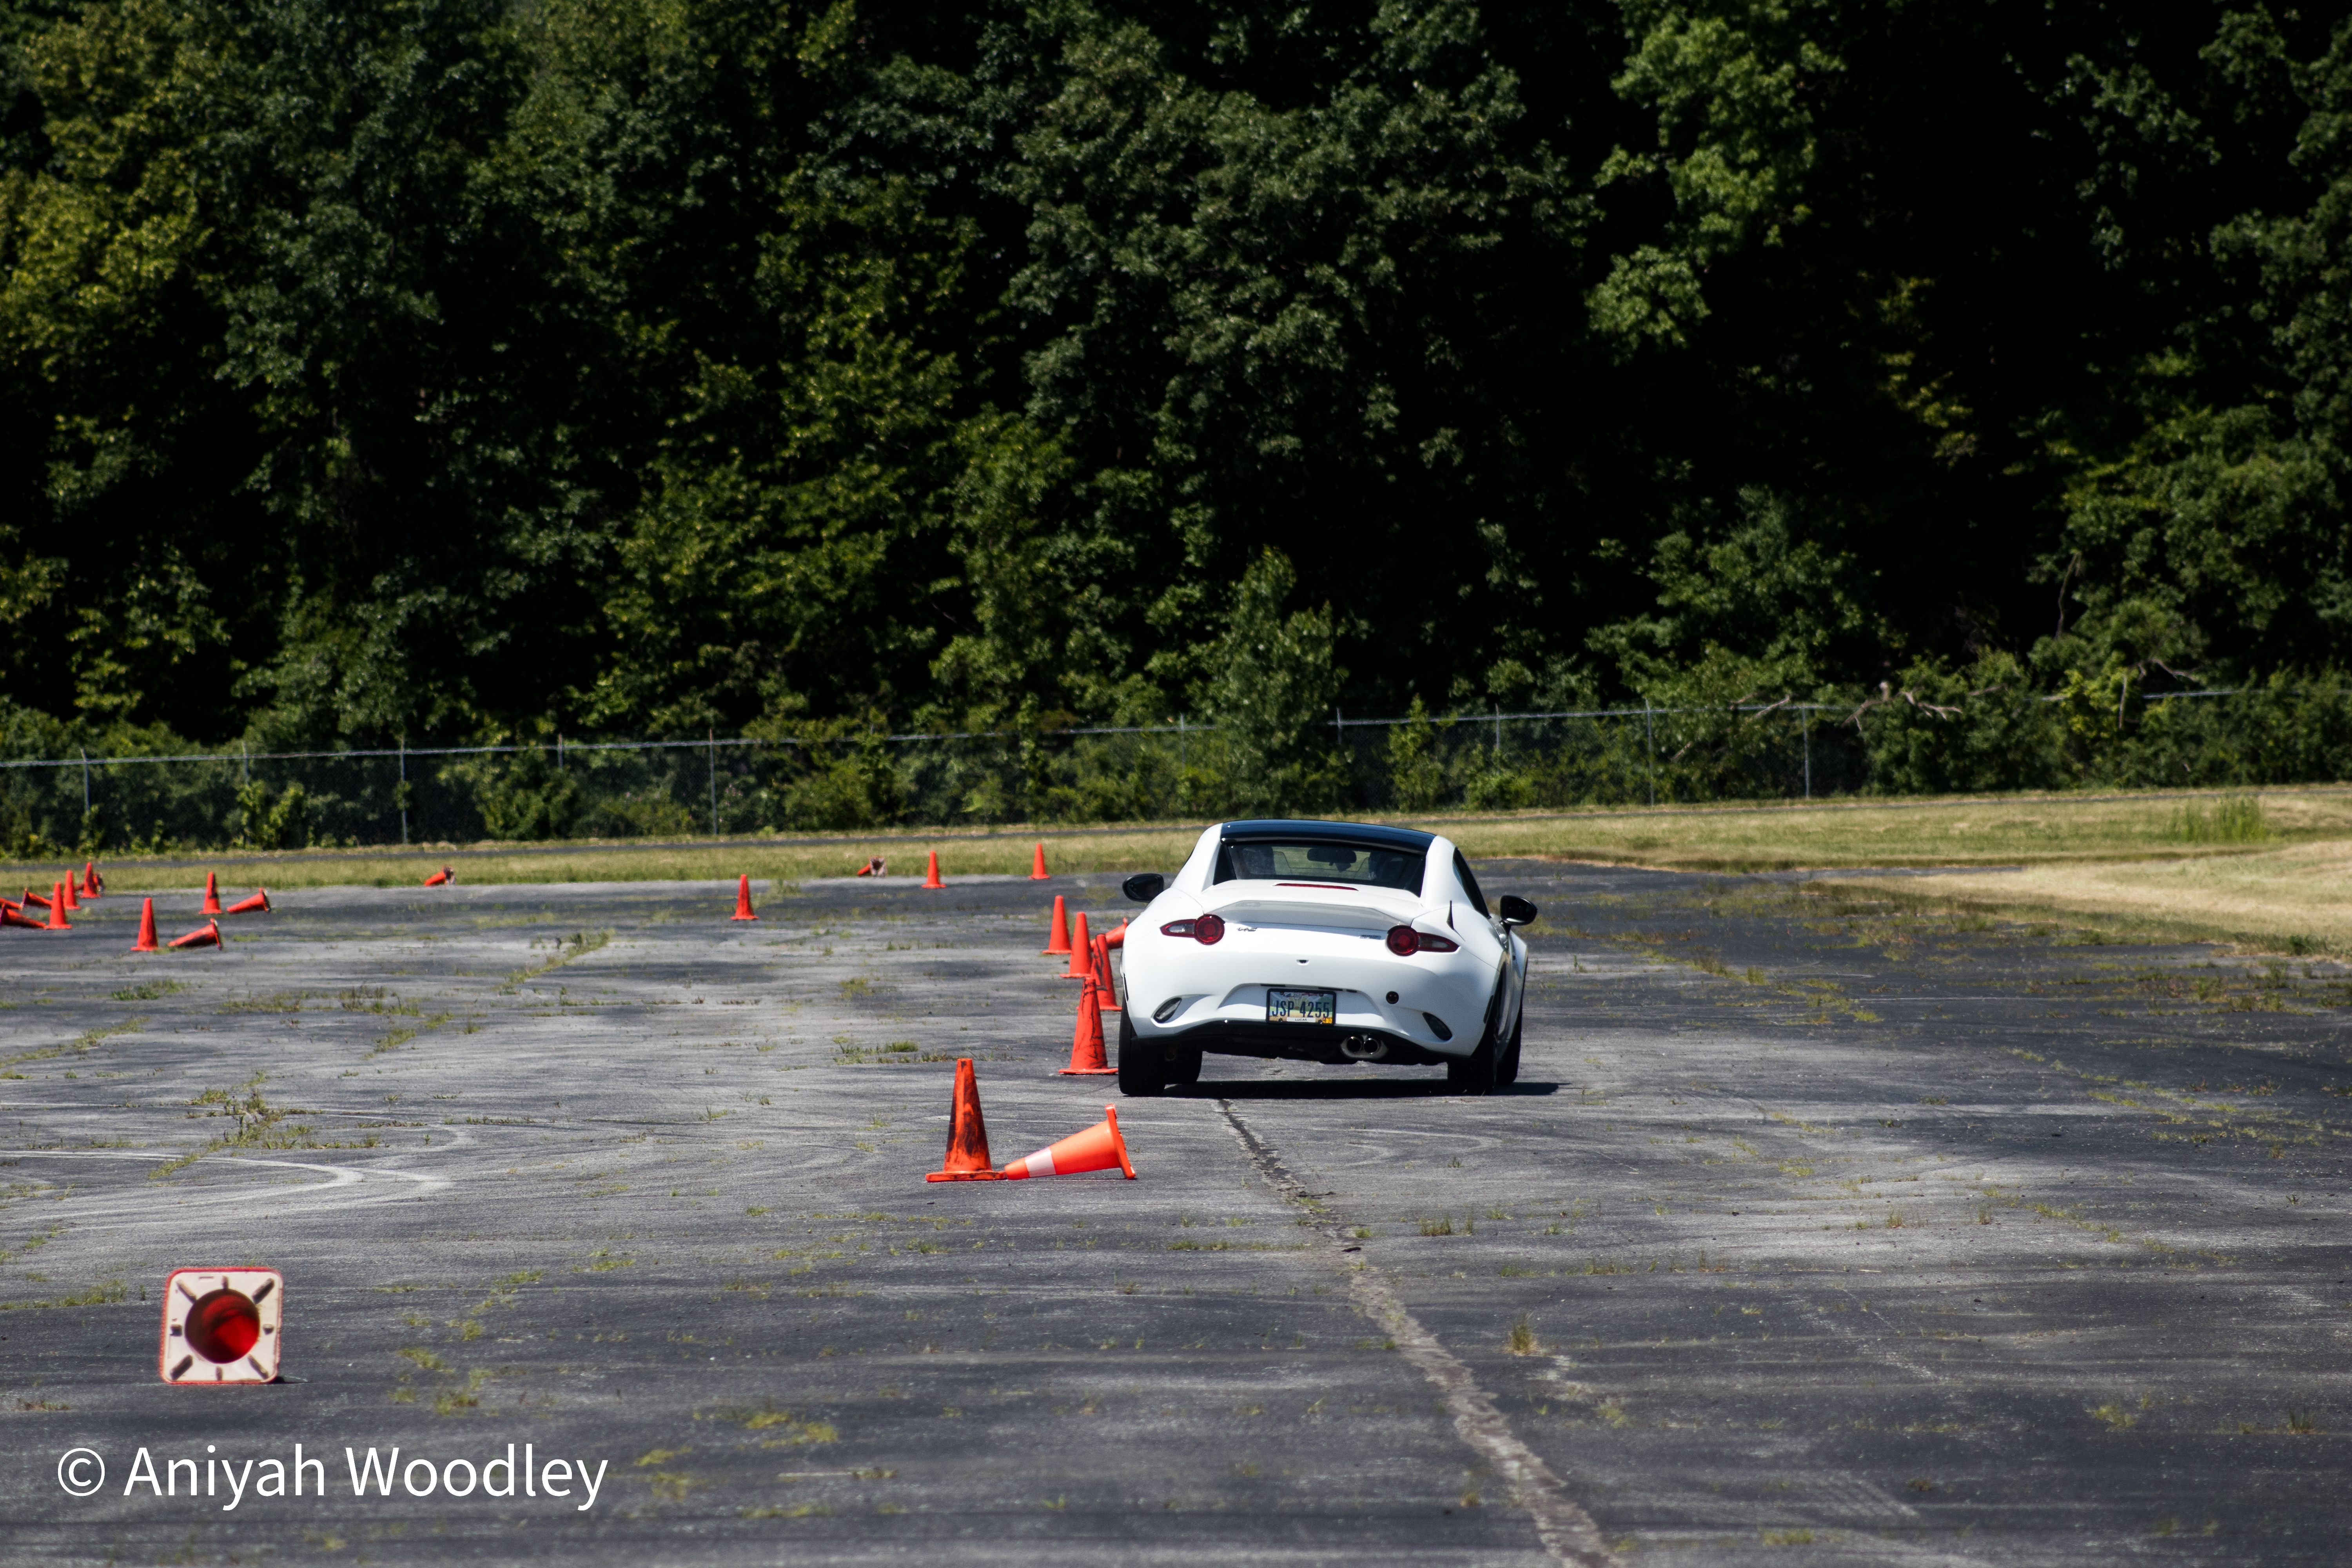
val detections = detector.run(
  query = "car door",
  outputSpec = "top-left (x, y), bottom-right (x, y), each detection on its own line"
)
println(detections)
top-left (1451, 850), bottom-right (1523, 1041)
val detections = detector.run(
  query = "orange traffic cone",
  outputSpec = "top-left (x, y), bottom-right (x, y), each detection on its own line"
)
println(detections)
top-left (223, 887), bottom-right (272, 915)
top-left (854, 855), bottom-right (886, 877)
top-left (1001, 1105), bottom-right (1136, 1180)
top-left (1103, 920), bottom-right (1127, 949)
top-left (168, 919), bottom-right (222, 951)
top-left (1092, 935), bottom-right (1121, 1012)
top-left (201, 872), bottom-right (223, 915)
top-left (1042, 895), bottom-right (1071, 956)
top-left (1061, 912), bottom-right (1093, 978)
top-left (20, 885), bottom-right (48, 910)
top-left (1029, 842), bottom-right (1051, 880)
top-left (1058, 976), bottom-right (1116, 1076)
top-left (60, 875), bottom-right (78, 911)
top-left (132, 897), bottom-right (160, 951)
top-left (44, 881), bottom-right (70, 930)
top-left (2, 900), bottom-right (42, 929)
top-left (83, 860), bottom-right (100, 897)
top-left (423, 866), bottom-right (452, 887)
top-left (921, 850), bottom-right (945, 890)
top-left (730, 874), bottom-right (758, 921)
top-left (926, 1058), bottom-right (1006, 1181)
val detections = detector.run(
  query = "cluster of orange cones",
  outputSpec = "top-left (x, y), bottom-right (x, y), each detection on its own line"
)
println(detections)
top-left (129, 871), bottom-right (274, 953)
top-left (927, 1057), bottom-right (1135, 1182)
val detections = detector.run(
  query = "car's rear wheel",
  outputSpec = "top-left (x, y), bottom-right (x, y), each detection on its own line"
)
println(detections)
top-left (1447, 983), bottom-right (1505, 1095)
top-left (1116, 1005), bottom-right (1165, 1096)
top-left (1495, 1005), bottom-right (1523, 1087)
top-left (1445, 1039), bottom-right (1497, 1094)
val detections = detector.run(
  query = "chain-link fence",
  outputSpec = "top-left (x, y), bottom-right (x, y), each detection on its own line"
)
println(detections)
top-left (3, 684), bottom-right (2348, 857)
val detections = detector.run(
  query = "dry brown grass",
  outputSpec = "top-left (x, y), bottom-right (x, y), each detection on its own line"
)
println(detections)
top-left (1828, 838), bottom-right (2352, 954)
top-left (21, 784), bottom-right (2352, 904)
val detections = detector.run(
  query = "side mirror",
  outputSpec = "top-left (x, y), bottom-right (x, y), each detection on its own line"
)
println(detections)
top-left (1122, 873), bottom-right (1167, 904)
top-left (1497, 895), bottom-right (1538, 927)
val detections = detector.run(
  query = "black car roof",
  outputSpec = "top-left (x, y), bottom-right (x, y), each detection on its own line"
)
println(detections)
top-left (1220, 819), bottom-right (1436, 852)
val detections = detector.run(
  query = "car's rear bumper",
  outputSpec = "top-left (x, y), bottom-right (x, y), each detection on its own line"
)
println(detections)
top-left (1166, 1019), bottom-right (1456, 1067)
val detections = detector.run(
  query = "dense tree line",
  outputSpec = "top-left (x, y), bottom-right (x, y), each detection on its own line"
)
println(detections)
top-left (4, 1), bottom-right (2350, 801)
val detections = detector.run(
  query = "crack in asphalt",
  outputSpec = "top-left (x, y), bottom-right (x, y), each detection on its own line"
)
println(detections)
top-left (1214, 1096), bottom-right (1619, 1568)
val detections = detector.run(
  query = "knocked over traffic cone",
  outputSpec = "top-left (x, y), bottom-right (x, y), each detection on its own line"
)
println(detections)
top-left (730, 874), bottom-right (758, 921)
top-left (1058, 975), bottom-right (1116, 1076)
top-left (1061, 912), bottom-right (1093, 978)
top-left (169, 919), bottom-right (222, 951)
top-left (82, 860), bottom-right (100, 897)
top-left (1001, 1105), bottom-right (1136, 1181)
top-left (1042, 895), bottom-right (1071, 956)
top-left (853, 855), bottom-right (886, 877)
top-left (223, 887), bottom-right (272, 916)
top-left (44, 881), bottom-right (71, 930)
top-left (1103, 920), bottom-right (1127, 949)
top-left (422, 866), bottom-right (452, 887)
top-left (1092, 935), bottom-right (1121, 1012)
top-left (1029, 842), bottom-right (1051, 880)
top-left (926, 1058), bottom-right (1005, 1181)
top-left (1, 904), bottom-right (42, 930)
top-left (132, 897), bottom-right (160, 951)
top-left (921, 850), bottom-right (945, 890)
top-left (19, 885), bottom-right (49, 909)
top-left (201, 872), bottom-right (222, 915)
top-left (158, 1266), bottom-right (282, 1384)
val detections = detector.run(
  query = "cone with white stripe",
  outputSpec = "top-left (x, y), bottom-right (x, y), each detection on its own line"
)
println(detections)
top-left (1000, 1105), bottom-right (1136, 1181)
top-left (159, 1267), bottom-right (282, 1384)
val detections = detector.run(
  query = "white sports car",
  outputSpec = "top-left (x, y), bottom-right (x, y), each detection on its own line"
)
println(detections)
top-left (1112, 819), bottom-right (1537, 1095)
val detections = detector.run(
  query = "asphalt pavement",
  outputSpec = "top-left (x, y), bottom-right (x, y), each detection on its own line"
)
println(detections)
top-left (1, 861), bottom-right (2347, 1565)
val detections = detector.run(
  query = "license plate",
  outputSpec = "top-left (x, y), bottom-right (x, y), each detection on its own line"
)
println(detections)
top-left (1266, 987), bottom-right (1336, 1025)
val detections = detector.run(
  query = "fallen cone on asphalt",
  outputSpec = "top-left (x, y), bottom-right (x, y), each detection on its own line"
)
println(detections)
top-left (1, 904), bottom-right (42, 930)
top-left (132, 897), bottom-right (160, 951)
top-left (201, 872), bottom-right (223, 915)
top-left (730, 873), bottom-right (758, 921)
top-left (19, 885), bottom-right (49, 910)
top-left (83, 860), bottom-right (101, 897)
top-left (1029, 842), bottom-right (1051, 880)
top-left (921, 850), bottom-right (945, 890)
top-left (1041, 895), bottom-right (1071, 956)
top-left (1061, 912), bottom-right (1093, 978)
top-left (1001, 1105), bottom-right (1136, 1181)
top-left (159, 1267), bottom-right (282, 1384)
top-left (223, 888), bottom-right (272, 916)
top-left (169, 919), bottom-right (222, 951)
top-left (1091, 934), bottom-right (1121, 1012)
top-left (1103, 920), bottom-right (1127, 949)
top-left (44, 880), bottom-right (71, 930)
top-left (1058, 971), bottom-right (1116, 1076)
top-left (422, 866), bottom-right (452, 887)
top-left (853, 855), bottom-right (886, 877)
top-left (925, 1058), bottom-right (1005, 1182)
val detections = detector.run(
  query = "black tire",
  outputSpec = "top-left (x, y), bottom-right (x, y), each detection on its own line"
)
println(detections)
top-left (1116, 1005), bottom-right (1165, 1096)
top-left (1445, 1038), bottom-right (1497, 1094)
top-left (1447, 982), bottom-right (1506, 1095)
top-left (1495, 1003), bottom-right (1523, 1087)
top-left (1165, 1044), bottom-right (1203, 1085)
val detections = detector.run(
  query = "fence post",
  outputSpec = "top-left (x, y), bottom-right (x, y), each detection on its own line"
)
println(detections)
top-left (399, 738), bottom-right (408, 846)
top-left (1643, 699), bottom-right (1656, 808)
top-left (1493, 706), bottom-right (1501, 759)
top-left (557, 731), bottom-right (564, 772)
top-left (1178, 713), bottom-right (1186, 771)
top-left (78, 747), bottom-right (89, 817)
top-left (708, 726), bottom-right (718, 835)
top-left (1802, 707), bottom-right (1811, 801)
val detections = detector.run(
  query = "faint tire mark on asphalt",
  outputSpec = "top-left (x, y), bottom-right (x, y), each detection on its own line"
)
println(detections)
top-left (1215, 1098), bottom-right (1619, 1568)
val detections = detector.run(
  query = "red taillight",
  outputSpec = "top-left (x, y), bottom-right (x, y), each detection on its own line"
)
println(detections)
top-left (1160, 915), bottom-right (1226, 945)
top-left (1388, 925), bottom-right (1456, 956)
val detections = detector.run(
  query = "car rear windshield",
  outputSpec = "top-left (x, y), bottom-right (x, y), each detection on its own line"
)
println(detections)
top-left (1212, 838), bottom-right (1426, 893)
